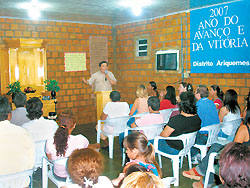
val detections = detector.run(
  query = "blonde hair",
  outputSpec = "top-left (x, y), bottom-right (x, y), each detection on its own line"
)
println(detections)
top-left (136, 85), bottom-right (148, 98)
top-left (120, 172), bottom-right (164, 188)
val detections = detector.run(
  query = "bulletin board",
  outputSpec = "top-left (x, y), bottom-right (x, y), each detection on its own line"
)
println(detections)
top-left (64, 52), bottom-right (86, 72)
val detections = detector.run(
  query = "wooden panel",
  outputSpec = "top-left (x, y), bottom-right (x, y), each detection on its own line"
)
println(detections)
top-left (0, 49), bottom-right (10, 94)
top-left (95, 91), bottom-right (111, 121)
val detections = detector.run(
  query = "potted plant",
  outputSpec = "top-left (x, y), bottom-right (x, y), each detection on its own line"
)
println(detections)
top-left (6, 81), bottom-right (22, 99)
top-left (44, 79), bottom-right (60, 99)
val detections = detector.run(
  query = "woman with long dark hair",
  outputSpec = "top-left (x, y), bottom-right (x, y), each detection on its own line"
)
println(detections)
top-left (147, 81), bottom-right (159, 98)
top-left (159, 86), bottom-right (178, 110)
top-left (210, 85), bottom-right (224, 110)
top-left (46, 110), bottom-right (91, 180)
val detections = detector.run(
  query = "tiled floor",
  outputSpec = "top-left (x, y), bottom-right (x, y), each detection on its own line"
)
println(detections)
top-left (33, 123), bottom-right (197, 187)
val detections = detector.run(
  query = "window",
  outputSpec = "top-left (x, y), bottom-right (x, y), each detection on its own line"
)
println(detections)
top-left (134, 35), bottom-right (151, 61)
top-left (156, 50), bottom-right (179, 71)
top-left (136, 39), bottom-right (148, 57)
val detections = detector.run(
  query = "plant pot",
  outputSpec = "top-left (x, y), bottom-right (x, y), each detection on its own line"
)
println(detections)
top-left (51, 91), bottom-right (56, 99)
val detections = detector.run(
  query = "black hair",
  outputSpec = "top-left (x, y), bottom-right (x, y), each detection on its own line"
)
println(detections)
top-left (164, 86), bottom-right (177, 105)
top-left (147, 96), bottom-right (160, 111)
top-left (224, 89), bottom-right (240, 114)
top-left (197, 85), bottom-right (209, 98)
top-left (98, 61), bottom-right (108, 67)
top-left (180, 82), bottom-right (193, 93)
top-left (245, 91), bottom-right (250, 111)
top-left (179, 92), bottom-right (197, 114)
top-left (0, 96), bottom-right (11, 121)
top-left (13, 92), bottom-right (27, 108)
top-left (110, 91), bottom-right (121, 102)
top-left (149, 81), bottom-right (157, 90)
top-left (26, 97), bottom-right (43, 120)
top-left (211, 85), bottom-right (224, 100)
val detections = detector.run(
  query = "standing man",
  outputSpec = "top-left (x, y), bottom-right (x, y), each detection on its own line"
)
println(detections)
top-left (82, 61), bottom-right (117, 91)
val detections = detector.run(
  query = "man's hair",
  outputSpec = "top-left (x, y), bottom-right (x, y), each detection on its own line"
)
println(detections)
top-left (98, 60), bottom-right (108, 67)
top-left (147, 96), bottom-right (160, 111)
top-left (110, 91), bottom-right (121, 102)
top-left (0, 96), bottom-right (11, 121)
top-left (197, 85), bottom-right (209, 98)
top-left (26, 97), bottom-right (43, 120)
top-left (219, 142), bottom-right (250, 188)
top-left (13, 92), bottom-right (27, 108)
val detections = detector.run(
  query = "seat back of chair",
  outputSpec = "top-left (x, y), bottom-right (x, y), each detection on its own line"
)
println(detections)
top-left (222, 118), bottom-right (242, 141)
top-left (159, 109), bottom-right (174, 124)
top-left (179, 131), bottom-right (198, 156)
top-left (0, 169), bottom-right (33, 188)
top-left (170, 108), bottom-right (180, 118)
top-left (104, 116), bottom-right (131, 134)
top-left (35, 140), bottom-right (47, 169)
top-left (200, 123), bottom-right (221, 147)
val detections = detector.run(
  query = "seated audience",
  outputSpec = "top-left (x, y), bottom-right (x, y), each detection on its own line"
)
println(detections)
top-left (147, 81), bottom-right (159, 98)
top-left (218, 89), bottom-right (241, 139)
top-left (98, 91), bottom-right (130, 148)
top-left (192, 85), bottom-right (220, 159)
top-left (22, 97), bottom-right (58, 141)
top-left (67, 148), bottom-right (113, 188)
top-left (131, 96), bottom-right (164, 136)
top-left (120, 171), bottom-right (164, 188)
top-left (210, 85), bottom-right (224, 110)
top-left (159, 86), bottom-right (178, 110)
top-left (242, 91), bottom-right (250, 119)
top-left (158, 92), bottom-right (201, 154)
top-left (177, 82), bottom-right (193, 102)
top-left (183, 105), bottom-right (250, 188)
top-left (10, 92), bottom-right (30, 126)
top-left (46, 110), bottom-right (91, 181)
top-left (0, 96), bottom-right (35, 187)
top-left (129, 85), bottom-right (149, 116)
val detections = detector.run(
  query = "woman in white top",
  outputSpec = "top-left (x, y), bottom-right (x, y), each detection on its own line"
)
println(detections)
top-left (67, 148), bottom-right (113, 188)
top-left (219, 89), bottom-right (241, 137)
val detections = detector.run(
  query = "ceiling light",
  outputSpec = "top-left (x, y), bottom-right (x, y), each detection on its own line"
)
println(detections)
top-left (19, 0), bottom-right (49, 19)
top-left (120, 0), bottom-right (152, 16)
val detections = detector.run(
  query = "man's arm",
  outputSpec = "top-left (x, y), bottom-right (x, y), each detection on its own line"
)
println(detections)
top-left (106, 74), bottom-right (116, 85)
top-left (82, 77), bottom-right (89, 85)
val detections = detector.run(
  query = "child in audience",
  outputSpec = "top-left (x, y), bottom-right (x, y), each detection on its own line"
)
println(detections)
top-left (113, 132), bottom-right (161, 186)
top-left (67, 148), bottom-right (113, 188)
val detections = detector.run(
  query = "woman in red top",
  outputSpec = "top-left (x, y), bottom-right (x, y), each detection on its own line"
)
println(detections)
top-left (159, 86), bottom-right (178, 110)
top-left (210, 85), bottom-right (224, 110)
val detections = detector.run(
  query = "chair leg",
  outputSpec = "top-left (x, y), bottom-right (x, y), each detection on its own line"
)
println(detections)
top-left (188, 152), bottom-right (192, 169)
top-left (203, 172), bottom-right (210, 188)
top-left (158, 153), bottom-right (162, 168)
top-left (200, 147), bottom-right (208, 160)
top-left (42, 158), bottom-right (48, 188)
top-left (108, 136), bottom-right (114, 159)
top-left (97, 131), bottom-right (101, 143)
top-left (122, 148), bottom-right (126, 166)
top-left (180, 156), bottom-right (184, 168)
top-left (172, 158), bottom-right (179, 186)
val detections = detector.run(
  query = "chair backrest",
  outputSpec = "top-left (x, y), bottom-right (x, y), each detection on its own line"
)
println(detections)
top-left (221, 118), bottom-right (242, 141)
top-left (161, 177), bottom-right (176, 188)
top-left (35, 139), bottom-right (47, 169)
top-left (179, 131), bottom-right (198, 156)
top-left (159, 109), bottom-right (174, 124)
top-left (104, 116), bottom-right (131, 134)
top-left (170, 108), bottom-right (180, 118)
top-left (200, 123), bottom-right (221, 147)
top-left (0, 169), bottom-right (33, 188)
top-left (125, 123), bottom-right (164, 140)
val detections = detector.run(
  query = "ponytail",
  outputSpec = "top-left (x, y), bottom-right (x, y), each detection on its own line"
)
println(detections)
top-left (54, 125), bottom-right (69, 157)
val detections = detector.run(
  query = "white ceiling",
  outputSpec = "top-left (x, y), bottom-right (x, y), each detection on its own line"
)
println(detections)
top-left (0, 0), bottom-right (237, 25)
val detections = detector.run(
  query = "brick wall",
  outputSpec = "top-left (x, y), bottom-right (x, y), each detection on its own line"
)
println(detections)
top-left (0, 18), bottom-right (113, 124)
top-left (115, 12), bottom-right (250, 111)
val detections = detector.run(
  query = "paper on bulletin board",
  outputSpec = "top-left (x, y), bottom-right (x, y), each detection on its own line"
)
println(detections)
top-left (64, 52), bottom-right (86, 72)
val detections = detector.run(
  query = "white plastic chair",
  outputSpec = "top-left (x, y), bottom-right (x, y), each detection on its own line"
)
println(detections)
top-left (0, 169), bottom-right (33, 188)
top-left (97, 116), bottom-right (131, 159)
top-left (34, 139), bottom-right (47, 170)
top-left (154, 132), bottom-right (197, 186)
top-left (162, 177), bottom-right (176, 188)
top-left (132, 112), bottom-right (150, 118)
top-left (42, 156), bottom-right (68, 188)
top-left (204, 152), bottom-right (218, 188)
top-left (159, 108), bottom-right (174, 124)
top-left (193, 123), bottom-right (220, 160)
top-left (122, 123), bottom-right (165, 165)
top-left (218, 118), bottom-right (242, 141)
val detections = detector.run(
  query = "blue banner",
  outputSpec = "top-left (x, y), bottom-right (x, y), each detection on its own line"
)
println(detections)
top-left (190, 0), bottom-right (250, 73)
